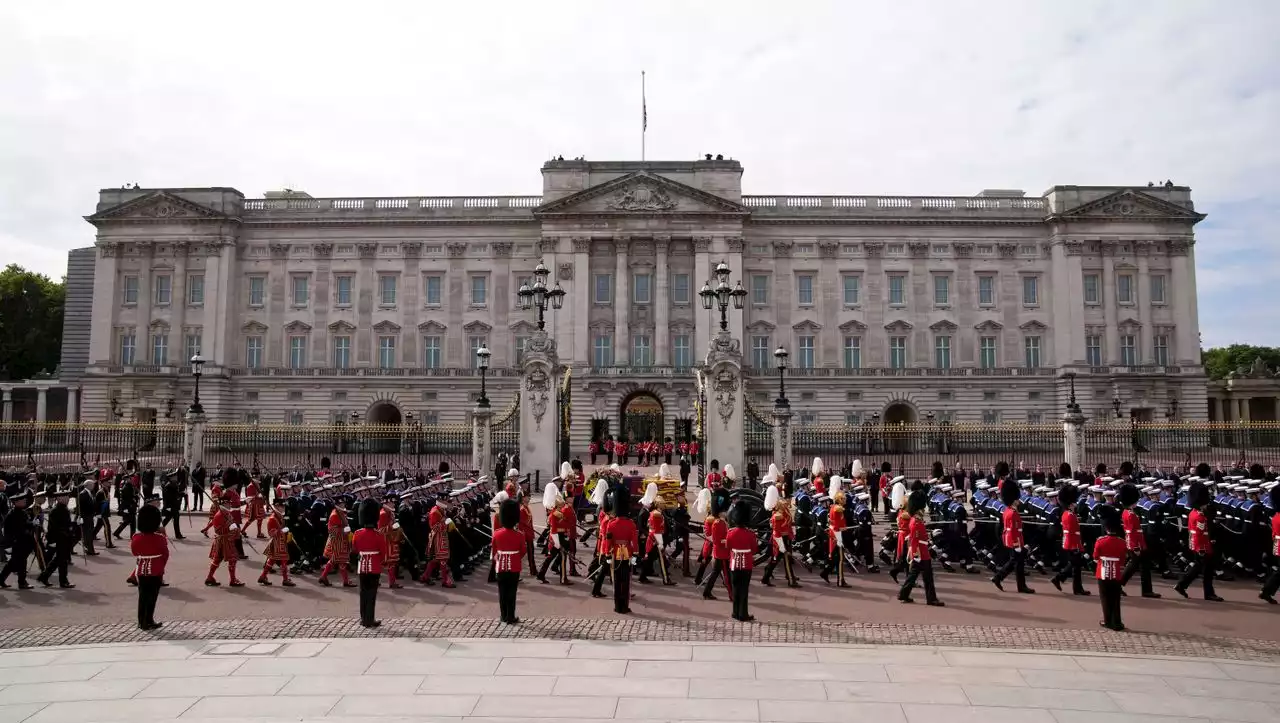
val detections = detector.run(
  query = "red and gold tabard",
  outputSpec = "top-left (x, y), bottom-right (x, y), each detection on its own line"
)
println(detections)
top-left (323, 508), bottom-right (350, 560)
top-left (428, 506), bottom-right (450, 560)
top-left (264, 512), bottom-right (290, 563)
top-left (209, 509), bottom-right (237, 563)
top-left (378, 507), bottom-right (402, 565)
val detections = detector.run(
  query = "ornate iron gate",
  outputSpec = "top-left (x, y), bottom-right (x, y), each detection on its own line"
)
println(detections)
top-left (557, 367), bottom-right (572, 464)
top-left (693, 369), bottom-right (708, 471)
top-left (490, 394), bottom-right (521, 464)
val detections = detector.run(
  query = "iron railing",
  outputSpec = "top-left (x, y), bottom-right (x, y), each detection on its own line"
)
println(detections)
top-left (0, 421), bottom-right (186, 470)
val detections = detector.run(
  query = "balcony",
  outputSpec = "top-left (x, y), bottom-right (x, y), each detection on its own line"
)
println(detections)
top-left (240, 196), bottom-right (543, 222)
top-left (741, 195), bottom-right (1047, 220)
top-left (225, 366), bottom-right (524, 378)
top-left (1084, 365), bottom-right (1185, 375)
top-left (740, 366), bottom-right (1057, 379)
top-left (582, 366), bottom-right (692, 378)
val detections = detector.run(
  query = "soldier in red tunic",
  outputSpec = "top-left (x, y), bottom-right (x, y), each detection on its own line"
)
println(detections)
top-left (604, 486), bottom-right (638, 614)
top-left (1117, 483), bottom-right (1160, 598)
top-left (259, 498), bottom-right (295, 586)
top-left (205, 494), bottom-right (243, 587)
top-left (318, 497), bottom-right (354, 587)
top-left (379, 492), bottom-right (404, 588)
top-left (420, 496), bottom-right (455, 587)
top-left (1260, 483), bottom-right (1280, 604)
top-left (821, 479), bottom-right (851, 588)
top-left (1176, 480), bottom-right (1224, 601)
top-left (726, 499), bottom-right (759, 621)
top-left (201, 481), bottom-right (223, 536)
top-left (761, 477), bottom-right (800, 587)
top-left (638, 483), bottom-right (674, 585)
top-left (492, 498), bottom-right (526, 624)
top-left (991, 475), bottom-right (1035, 594)
top-left (897, 489), bottom-right (943, 606)
top-left (536, 482), bottom-right (573, 585)
top-left (244, 478), bottom-right (266, 539)
top-left (1050, 483), bottom-right (1089, 595)
top-left (130, 504), bottom-right (169, 630)
top-left (352, 499), bottom-right (389, 628)
top-left (518, 486), bottom-right (536, 570)
top-left (1094, 507), bottom-right (1128, 631)
top-left (700, 489), bottom-right (732, 599)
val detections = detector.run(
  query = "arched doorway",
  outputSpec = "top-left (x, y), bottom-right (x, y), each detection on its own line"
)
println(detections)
top-left (619, 391), bottom-right (664, 443)
top-left (884, 402), bottom-right (916, 425)
top-left (367, 401), bottom-right (402, 454)
top-left (883, 402), bottom-right (916, 454)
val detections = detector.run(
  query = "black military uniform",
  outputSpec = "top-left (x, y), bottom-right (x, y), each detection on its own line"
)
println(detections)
top-left (746, 459), bottom-right (760, 491)
top-left (0, 491), bottom-right (35, 589)
top-left (114, 478), bottom-right (138, 539)
top-left (38, 489), bottom-right (76, 588)
top-left (77, 481), bottom-right (99, 555)
top-left (95, 479), bottom-right (115, 549)
top-left (161, 472), bottom-right (185, 538)
top-left (142, 465), bottom-right (156, 502)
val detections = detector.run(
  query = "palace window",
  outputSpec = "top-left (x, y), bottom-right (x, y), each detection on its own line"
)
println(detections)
top-left (422, 336), bottom-right (441, 368)
top-left (1153, 334), bottom-right (1170, 366)
top-left (468, 335), bottom-right (487, 367)
top-left (673, 334), bottom-right (691, 369)
top-left (934, 275), bottom-right (950, 305)
top-left (751, 275), bottom-right (768, 305)
top-left (842, 275), bottom-right (860, 306)
top-left (672, 274), bottom-right (690, 305)
top-left (632, 335), bottom-right (652, 366)
top-left (592, 334), bottom-right (614, 367)
top-left (888, 274), bottom-right (906, 306)
top-left (1120, 334), bottom-right (1136, 366)
top-left (1151, 274), bottom-right (1167, 304)
top-left (154, 275), bottom-right (171, 305)
top-left (1024, 336), bottom-right (1042, 368)
top-left (797, 336), bottom-right (815, 368)
top-left (246, 335), bottom-right (263, 368)
top-left (1028, 412), bottom-right (1044, 424)
top-left (751, 335), bottom-right (770, 369)
top-left (378, 336), bottom-right (396, 369)
top-left (288, 410), bottom-right (304, 426)
top-left (797, 275), bottom-right (814, 306)
top-left (845, 412), bottom-right (862, 425)
top-left (335, 275), bottom-right (353, 306)
top-left (1083, 273), bottom-right (1100, 304)
top-left (332, 336), bottom-right (351, 369)
top-left (1086, 335), bottom-right (1102, 367)
top-left (1022, 276), bottom-right (1039, 306)
top-left (122, 276), bottom-right (139, 305)
top-left (470, 275), bottom-right (487, 305)
top-left (1117, 273), bottom-right (1134, 304)
top-left (979, 336), bottom-right (997, 369)
top-left (424, 275), bottom-right (442, 305)
top-left (289, 336), bottom-right (306, 369)
top-left (935, 335), bottom-right (952, 369)
top-left (978, 275), bottom-right (995, 306)
top-left (514, 336), bottom-right (528, 366)
top-left (183, 332), bottom-right (202, 364)
top-left (633, 273), bottom-right (652, 304)
top-left (248, 277), bottom-right (265, 307)
top-left (594, 274), bottom-right (612, 304)
top-left (151, 333), bottom-right (168, 365)
top-left (982, 410), bottom-right (1000, 423)
top-left (889, 336), bottom-right (907, 369)
top-left (843, 336), bottom-right (862, 369)
top-left (379, 275), bottom-right (397, 306)
top-left (291, 276), bottom-right (309, 307)
top-left (187, 274), bottom-right (204, 305)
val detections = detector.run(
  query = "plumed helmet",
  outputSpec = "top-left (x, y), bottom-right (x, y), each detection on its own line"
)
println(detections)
top-left (358, 498), bottom-right (381, 529)
top-left (1187, 480), bottom-right (1211, 509)
top-left (880, 461), bottom-right (893, 474)
top-left (507, 468), bottom-right (520, 480)
top-left (1059, 462), bottom-right (1073, 479)
top-left (768, 462), bottom-right (780, 480)
top-left (658, 463), bottom-right (672, 480)
top-left (1117, 483), bottom-right (1140, 508)
top-left (610, 486), bottom-right (631, 517)
top-left (1095, 462), bottom-right (1108, 475)
top-left (1249, 463), bottom-right (1266, 479)
top-left (829, 475), bottom-right (843, 499)
top-left (694, 487), bottom-right (712, 517)
top-left (995, 461), bottom-right (1011, 479)
top-left (1000, 477), bottom-right (1021, 505)
top-left (931, 461), bottom-right (944, 480)
top-left (723, 464), bottom-right (736, 481)
top-left (1119, 460), bottom-right (1134, 477)
top-left (560, 461), bottom-right (573, 479)
top-left (851, 459), bottom-right (865, 479)
top-left (591, 479), bottom-right (608, 507)
top-left (764, 484), bottom-right (781, 511)
top-left (1098, 504), bottom-right (1123, 535)
top-left (1058, 483), bottom-right (1080, 507)
top-left (499, 498), bottom-right (520, 530)
top-left (710, 488), bottom-right (732, 516)
top-left (542, 481), bottom-right (561, 510)
top-left (137, 504), bottom-right (162, 534)
top-left (907, 489), bottom-right (929, 516)
top-left (728, 499), bottom-right (751, 528)
top-left (812, 457), bottom-right (825, 476)
top-left (1195, 462), bottom-right (1211, 477)
top-left (641, 482), bottom-right (659, 508)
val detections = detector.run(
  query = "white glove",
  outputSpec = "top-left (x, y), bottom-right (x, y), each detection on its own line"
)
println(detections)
top-left (281, 527), bottom-right (290, 534)
top-left (343, 526), bottom-right (351, 533)
top-left (1015, 546), bottom-right (1023, 553)
top-left (392, 523), bottom-right (401, 530)
top-left (550, 533), bottom-right (561, 549)
top-left (774, 537), bottom-right (786, 553)
top-left (835, 534), bottom-right (844, 549)
top-left (230, 524), bottom-right (239, 531)
top-left (655, 533), bottom-right (664, 547)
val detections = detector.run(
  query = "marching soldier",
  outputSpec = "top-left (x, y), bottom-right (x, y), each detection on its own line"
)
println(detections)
top-left (761, 476), bottom-right (800, 588)
top-left (700, 489), bottom-right (732, 600)
top-left (245, 477), bottom-right (266, 538)
top-left (1118, 483), bottom-right (1160, 598)
top-left (603, 486), bottom-right (638, 614)
top-left (692, 487), bottom-right (713, 585)
top-left (1094, 507), bottom-right (1128, 631)
top-left (379, 492), bottom-right (405, 588)
top-left (888, 484), bottom-right (913, 585)
top-left (821, 478), bottom-right (851, 588)
top-left (205, 493), bottom-right (244, 587)
top-left (319, 496), bottom-right (354, 587)
top-left (726, 499), bottom-right (758, 621)
top-left (991, 475), bottom-right (1035, 594)
top-left (1175, 480), bottom-right (1224, 601)
top-left (77, 478), bottom-right (99, 556)
top-left (420, 495), bottom-right (455, 587)
top-left (37, 488), bottom-right (75, 588)
top-left (352, 498), bottom-right (389, 628)
top-left (638, 483), bottom-right (673, 585)
top-left (113, 473), bottom-right (137, 540)
top-left (589, 481), bottom-right (613, 598)
top-left (537, 481), bottom-right (572, 585)
top-left (1050, 483), bottom-right (1090, 595)
top-left (0, 490), bottom-right (35, 589)
top-left (161, 470), bottom-right (185, 539)
top-left (1260, 482), bottom-right (1280, 604)
top-left (259, 498), bottom-right (295, 586)
top-left (897, 489), bottom-right (943, 606)
top-left (491, 497), bottom-right (525, 624)
top-left (130, 503), bottom-right (169, 630)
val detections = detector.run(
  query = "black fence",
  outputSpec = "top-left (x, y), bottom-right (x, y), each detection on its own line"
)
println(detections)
top-left (202, 422), bottom-right (473, 474)
top-left (0, 422), bottom-right (186, 470)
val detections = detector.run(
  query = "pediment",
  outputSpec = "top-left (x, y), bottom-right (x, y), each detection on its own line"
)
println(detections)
top-left (418, 320), bottom-right (447, 334)
top-left (746, 320), bottom-right (776, 334)
top-left (838, 320), bottom-right (868, 333)
top-left (86, 191), bottom-right (232, 225)
top-left (148, 319), bottom-right (170, 330)
top-left (462, 320), bottom-right (492, 334)
top-left (242, 321), bottom-right (268, 334)
top-left (1117, 317), bottom-right (1142, 330)
top-left (1019, 320), bottom-right (1048, 332)
top-left (974, 320), bottom-right (1004, 332)
top-left (534, 171), bottom-right (748, 217)
top-left (284, 320), bottom-right (312, 333)
top-left (373, 320), bottom-right (402, 334)
top-left (1053, 189), bottom-right (1205, 223)
top-left (328, 320), bottom-right (356, 333)
top-left (884, 320), bottom-right (913, 333)
top-left (509, 320), bottom-right (537, 334)
top-left (929, 320), bottom-right (959, 333)
top-left (588, 320), bottom-right (614, 332)
top-left (792, 320), bottom-right (822, 332)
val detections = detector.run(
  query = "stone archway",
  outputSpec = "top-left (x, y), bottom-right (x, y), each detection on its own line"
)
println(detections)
top-left (619, 390), bottom-right (664, 443)
top-left (367, 401), bottom-right (402, 454)
top-left (883, 402), bottom-right (917, 454)
top-left (884, 402), bottom-right (916, 426)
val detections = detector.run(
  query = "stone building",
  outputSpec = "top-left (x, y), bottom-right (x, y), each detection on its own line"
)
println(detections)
top-left (68, 159), bottom-right (1210, 450)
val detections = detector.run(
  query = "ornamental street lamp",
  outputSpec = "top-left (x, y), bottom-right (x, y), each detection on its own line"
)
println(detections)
top-left (1112, 391), bottom-right (1123, 419)
top-left (350, 411), bottom-right (364, 472)
top-left (773, 345), bottom-right (789, 408)
top-left (517, 260), bottom-right (566, 332)
top-left (188, 352), bottom-right (206, 415)
top-left (1064, 372), bottom-right (1081, 414)
top-left (406, 410), bottom-right (423, 473)
top-left (476, 345), bottom-right (492, 408)
top-left (699, 261), bottom-right (748, 332)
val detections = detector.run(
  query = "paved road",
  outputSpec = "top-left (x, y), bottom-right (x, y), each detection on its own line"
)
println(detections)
top-left (0, 637), bottom-right (1278, 722)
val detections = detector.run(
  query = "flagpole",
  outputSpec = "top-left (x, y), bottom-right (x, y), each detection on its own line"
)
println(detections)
top-left (641, 70), bottom-right (647, 162)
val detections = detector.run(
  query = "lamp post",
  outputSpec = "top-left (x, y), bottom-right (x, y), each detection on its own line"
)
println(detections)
top-left (407, 410), bottom-right (423, 473)
top-left (351, 411), bottom-right (364, 473)
top-left (1065, 372), bottom-right (1081, 414)
top-left (188, 352), bottom-right (206, 415)
top-left (773, 345), bottom-right (789, 408)
top-left (517, 260), bottom-right (566, 332)
top-left (699, 261), bottom-right (748, 332)
top-left (1112, 391), bottom-right (1123, 419)
top-left (476, 345), bottom-right (492, 408)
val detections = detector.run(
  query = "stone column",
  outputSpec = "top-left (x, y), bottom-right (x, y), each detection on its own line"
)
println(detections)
top-left (704, 330), bottom-right (745, 468)
top-left (472, 403), bottom-right (494, 479)
top-left (67, 387), bottom-right (79, 445)
top-left (183, 409), bottom-right (208, 468)
top-left (614, 236), bottom-right (630, 365)
top-left (572, 237), bottom-right (591, 366)
top-left (727, 237), bottom-right (747, 348)
top-left (818, 241), bottom-right (839, 366)
top-left (1208, 396), bottom-right (1221, 422)
top-left (1062, 404), bottom-right (1087, 475)
top-left (1, 388), bottom-right (11, 422)
top-left (693, 236), bottom-right (712, 359)
top-left (89, 243), bottom-right (120, 364)
top-left (1170, 244), bottom-right (1195, 364)
top-left (136, 243), bottom-right (154, 361)
top-left (35, 388), bottom-right (48, 445)
top-left (1102, 256), bottom-right (1119, 364)
top-left (1137, 250), bottom-right (1151, 364)
top-left (772, 403), bottom-right (793, 470)
top-left (172, 243), bottom-right (189, 360)
top-left (519, 330), bottom-right (559, 483)
top-left (1238, 397), bottom-right (1252, 448)
top-left (655, 237), bottom-right (670, 366)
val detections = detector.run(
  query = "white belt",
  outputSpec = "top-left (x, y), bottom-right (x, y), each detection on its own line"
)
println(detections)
top-left (359, 551), bottom-right (378, 557)
top-left (136, 555), bottom-right (161, 560)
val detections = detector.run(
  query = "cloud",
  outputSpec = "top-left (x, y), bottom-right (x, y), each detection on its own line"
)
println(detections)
top-left (0, 0), bottom-right (1277, 346)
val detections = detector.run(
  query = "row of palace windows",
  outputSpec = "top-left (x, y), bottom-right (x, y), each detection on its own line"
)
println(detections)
top-left (120, 273), bottom-right (205, 306)
top-left (747, 334), bottom-right (1046, 370)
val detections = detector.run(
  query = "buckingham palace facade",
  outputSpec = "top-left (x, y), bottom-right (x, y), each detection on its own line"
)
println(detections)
top-left (68, 158), bottom-right (1209, 446)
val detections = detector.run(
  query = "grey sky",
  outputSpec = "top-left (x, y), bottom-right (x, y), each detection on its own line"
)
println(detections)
top-left (1, 0), bottom-right (1276, 345)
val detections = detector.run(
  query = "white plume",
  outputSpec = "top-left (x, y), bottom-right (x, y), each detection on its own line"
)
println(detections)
top-left (694, 487), bottom-right (712, 517)
top-left (829, 475), bottom-right (843, 499)
top-left (490, 490), bottom-right (509, 511)
top-left (641, 482), bottom-right (659, 508)
top-left (559, 461), bottom-right (572, 479)
top-left (768, 463), bottom-right (780, 480)
top-left (658, 463), bottom-right (672, 479)
top-left (851, 459), bottom-right (864, 478)
top-left (764, 484), bottom-right (780, 511)
top-left (723, 464), bottom-right (736, 480)
top-left (812, 457), bottom-right (825, 476)
top-left (542, 481), bottom-right (561, 510)
top-left (590, 479), bottom-right (607, 507)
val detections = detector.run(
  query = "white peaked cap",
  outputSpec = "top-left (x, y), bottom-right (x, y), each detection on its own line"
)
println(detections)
top-left (610, 463), bottom-right (621, 471)
top-left (658, 463), bottom-right (672, 479)
top-left (723, 464), bottom-right (736, 480)
top-left (490, 490), bottom-right (509, 510)
top-left (764, 484), bottom-right (780, 511)
top-left (694, 487), bottom-right (712, 517)
top-left (560, 461), bottom-right (573, 479)
top-left (768, 463), bottom-right (781, 479)
top-left (507, 468), bottom-right (520, 479)
top-left (542, 481), bottom-right (561, 510)
top-left (591, 479), bottom-right (608, 507)
top-left (829, 475), bottom-right (843, 498)
top-left (641, 482), bottom-right (659, 508)
top-left (812, 457), bottom-right (825, 476)
top-left (851, 459), bottom-right (864, 478)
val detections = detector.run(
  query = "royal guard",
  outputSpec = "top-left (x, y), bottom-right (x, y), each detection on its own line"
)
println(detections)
top-left (558, 464), bottom-right (580, 576)
top-left (1176, 480), bottom-right (1224, 601)
top-left (878, 462), bottom-right (894, 517)
top-left (244, 477), bottom-right (266, 539)
top-left (822, 477), bottom-right (851, 587)
top-left (420, 495), bottom-right (455, 587)
top-left (224, 476), bottom-right (247, 559)
top-left (589, 480), bottom-right (613, 596)
top-left (1051, 482), bottom-right (1089, 595)
top-left (352, 499), bottom-right (389, 628)
top-left (704, 459), bottom-right (722, 490)
top-left (205, 493), bottom-right (243, 587)
top-left (638, 482), bottom-right (674, 585)
top-left (319, 496), bottom-right (354, 587)
top-left (258, 498), bottom-right (294, 586)
top-left (1117, 482), bottom-right (1160, 598)
top-left (678, 440), bottom-right (689, 458)
top-left (761, 476), bottom-right (800, 588)
top-left (888, 482), bottom-right (913, 585)
top-left (518, 485), bottom-right (536, 569)
top-left (1094, 507), bottom-right (1128, 630)
top-left (603, 485), bottom-right (638, 614)
top-left (700, 489), bottom-right (732, 600)
top-left (810, 458), bottom-right (827, 496)
top-left (991, 474), bottom-right (1035, 594)
top-left (130, 503), bottom-right (169, 630)
top-left (897, 489), bottom-right (944, 606)
top-left (201, 479), bottom-right (223, 536)
top-left (537, 481), bottom-right (572, 585)
top-left (688, 439), bottom-right (699, 461)
top-left (726, 499), bottom-right (759, 621)
top-left (492, 498), bottom-right (526, 624)
top-left (379, 492), bottom-right (404, 588)
top-left (588, 439), bottom-right (599, 465)
top-left (1260, 482), bottom-right (1280, 604)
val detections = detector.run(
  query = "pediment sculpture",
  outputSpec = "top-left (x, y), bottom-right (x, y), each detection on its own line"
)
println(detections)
top-left (606, 183), bottom-right (677, 212)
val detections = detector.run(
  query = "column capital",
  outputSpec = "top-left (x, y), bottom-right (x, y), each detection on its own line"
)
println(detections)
top-left (693, 236), bottom-right (712, 253)
top-left (572, 236), bottom-right (592, 253)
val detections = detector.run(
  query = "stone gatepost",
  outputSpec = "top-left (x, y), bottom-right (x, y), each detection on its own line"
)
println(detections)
top-left (472, 404), bottom-right (494, 480)
top-left (704, 330), bottom-right (745, 469)
top-left (772, 403), bottom-right (793, 470)
top-left (183, 410), bottom-right (207, 468)
top-left (1062, 402), bottom-right (1087, 475)
top-left (519, 330), bottom-right (559, 484)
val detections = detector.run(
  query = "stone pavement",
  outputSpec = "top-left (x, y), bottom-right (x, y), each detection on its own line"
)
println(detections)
top-left (0, 637), bottom-right (1278, 722)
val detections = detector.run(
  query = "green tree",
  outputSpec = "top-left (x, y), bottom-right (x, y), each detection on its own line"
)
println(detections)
top-left (0, 265), bottom-right (65, 381)
top-left (1202, 344), bottom-right (1280, 380)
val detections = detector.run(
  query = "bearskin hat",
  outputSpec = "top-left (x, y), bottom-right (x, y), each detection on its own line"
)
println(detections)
top-left (358, 498), bottom-right (381, 529)
top-left (320, 456), bottom-right (331, 469)
top-left (1187, 480), bottom-right (1211, 509)
top-left (1117, 483), bottom-right (1140, 508)
top-left (1058, 482), bottom-right (1080, 507)
top-left (710, 488), bottom-right (732, 517)
top-left (137, 504), bottom-right (162, 534)
top-left (498, 498), bottom-right (520, 530)
top-left (999, 477), bottom-right (1021, 505)
top-left (1249, 463), bottom-right (1265, 480)
top-left (910, 479), bottom-right (925, 492)
top-left (1119, 460), bottom-right (1134, 477)
top-left (1059, 462), bottom-right (1073, 480)
top-left (611, 486), bottom-right (632, 518)
top-left (1195, 462), bottom-right (1211, 478)
top-left (438, 461), bottom-right (451, 475)
top-left (728, 499), bottom-right (751, 528)
top-left (995, 461), bottom-right (1011, 479)
top-left (907, 489), bottom-right (928, 515)
top-left (880, 461), bottom-right (893, 474)
top-left (1095, 462), bottom-right (1108, 476)
top-left (1098, 504), bottom-right (1123, 535)
top-left (571, 459), bottom-right (584, 476)
top-left (931, 461), bottom-right (944, 480)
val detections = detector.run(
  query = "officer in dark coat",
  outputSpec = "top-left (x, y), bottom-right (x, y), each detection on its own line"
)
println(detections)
top-left (142, 463), bottom-right (156, 502)
top-left (38, 488), bottom-right (76, 588)
top-left (114, 476), bottom-right (138, 540)
top-left (0, 490), bottom-right (35, 589)
top-left (77, 479), bottom-right (99, 556)
top-left (161, 471), bottom-right (185, 539)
